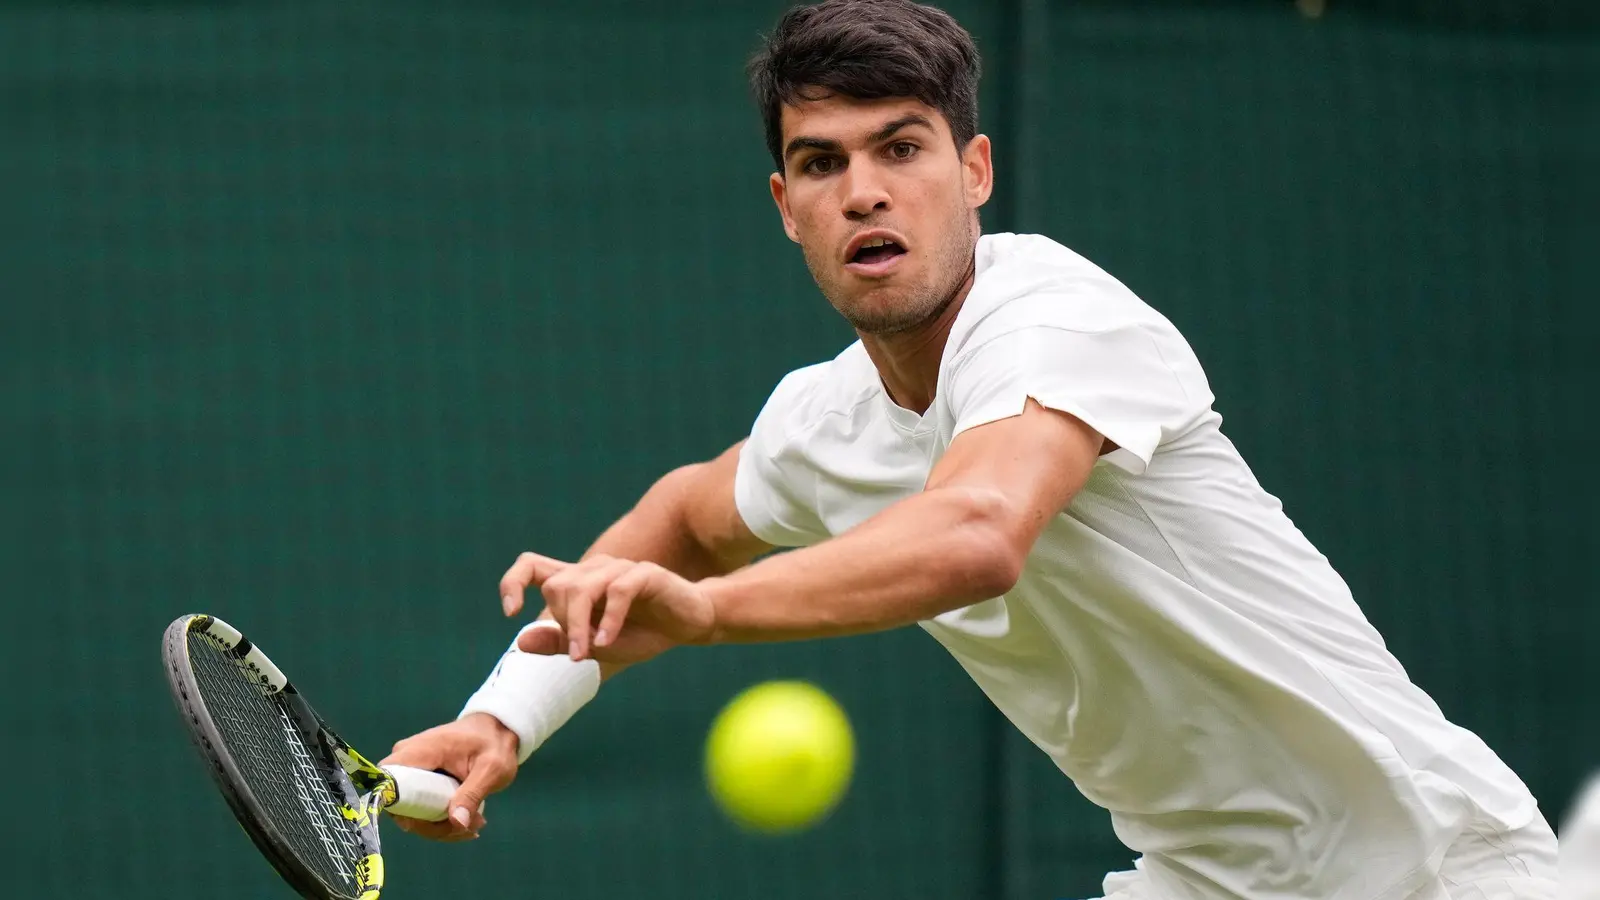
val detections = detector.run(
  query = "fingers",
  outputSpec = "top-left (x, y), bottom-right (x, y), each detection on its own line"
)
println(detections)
top-left (381, 733), bottom-right (444, 773)
top-left (502, 553), bottom-right (667, 661)
top-left (449, 753), bottom-right (510, 834)
top-left (390, 813), bottom-right (479, 842)
top-left (500, 552), bottom-right (570, 616)
top-left (595, 563), bottom-right (658, 648)
top-left (378, 719), bottom-right (515, 843)
top-left (546, 557), bottom-right (633, 662)
top-left (379, 747), bottom-right (480, 840)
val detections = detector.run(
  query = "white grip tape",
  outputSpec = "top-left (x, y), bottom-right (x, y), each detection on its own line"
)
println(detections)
top-left (383, 765), bottom-right (459, 822)
top-left (458, 621), bottom-right (601, 764)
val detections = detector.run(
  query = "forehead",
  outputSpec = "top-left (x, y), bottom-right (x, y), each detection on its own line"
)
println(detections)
top-left (779, 95), bottom-right (949, 144)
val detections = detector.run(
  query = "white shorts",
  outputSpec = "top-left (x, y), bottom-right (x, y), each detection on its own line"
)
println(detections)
top-left (1087, 814), bottom-right (1559, 900)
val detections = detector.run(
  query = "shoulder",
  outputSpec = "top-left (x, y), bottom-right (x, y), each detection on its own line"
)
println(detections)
top-left (951, 233), bottom-right (1181, 356)
top-left (750, 342), bottom-right (879, 450)
top-left (940, 230), bottom-right (1196, 377)
top-left (937, 235), bottom-right (1216, 453)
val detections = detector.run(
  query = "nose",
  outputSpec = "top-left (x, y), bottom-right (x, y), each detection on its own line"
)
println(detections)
top-left (840, 161), bottom-right (891, 221)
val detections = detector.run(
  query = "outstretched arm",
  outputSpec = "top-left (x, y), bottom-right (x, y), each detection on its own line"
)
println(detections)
top-left (703, 400), bottom-right (1102, 642)
top-left (381, 440), bottom-right (771, 840)
top-left (525, 399), bottom-right (1104, 661)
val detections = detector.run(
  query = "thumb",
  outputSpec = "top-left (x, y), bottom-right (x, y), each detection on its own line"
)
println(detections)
top-left (517, 620), bottom-right (567, 655)
top-left (447, 773), bottom-right (492, 831)
top-left (445, 749), bottom-right (512, 831)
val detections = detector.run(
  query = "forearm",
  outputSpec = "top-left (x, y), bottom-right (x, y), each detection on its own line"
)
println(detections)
top-left (701, 486), bottom-right (1022, 644)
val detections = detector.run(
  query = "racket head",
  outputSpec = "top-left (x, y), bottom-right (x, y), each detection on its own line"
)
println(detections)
top-left (162, 614), bottom-right (396, 900)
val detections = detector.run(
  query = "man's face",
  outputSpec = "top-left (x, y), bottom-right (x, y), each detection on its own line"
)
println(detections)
top-left (769, 95), bottom-right (993, 336)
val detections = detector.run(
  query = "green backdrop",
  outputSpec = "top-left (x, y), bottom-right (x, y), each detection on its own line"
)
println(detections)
top-left (3, 2), bottom-right (1595, 898)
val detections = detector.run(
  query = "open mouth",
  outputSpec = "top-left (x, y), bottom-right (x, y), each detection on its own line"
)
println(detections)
top-left (850, 238), bottom-right (907, 265)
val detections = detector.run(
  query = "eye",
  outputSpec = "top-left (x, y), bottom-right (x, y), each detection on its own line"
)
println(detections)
top-left (803, 155), bottom-right (841, 176)
top-left (888, 141), bottom-right (919, 161)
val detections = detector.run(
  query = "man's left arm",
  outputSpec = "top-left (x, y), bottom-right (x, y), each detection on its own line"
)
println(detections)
top-left (698, 398), bottom-right (1104, 643)
top-left (528, 311), bottom-right (1200, 660)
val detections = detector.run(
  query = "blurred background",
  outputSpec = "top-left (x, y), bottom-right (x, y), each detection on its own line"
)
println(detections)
top-left (3, 1), bottom-right (1597, 897)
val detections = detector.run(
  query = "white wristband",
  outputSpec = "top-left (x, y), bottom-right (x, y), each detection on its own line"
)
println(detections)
top-left (458, 621), bottom-right (601, 764)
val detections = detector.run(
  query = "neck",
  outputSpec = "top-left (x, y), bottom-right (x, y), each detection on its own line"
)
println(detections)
top-left (859, 264), bottom-right (976, 415)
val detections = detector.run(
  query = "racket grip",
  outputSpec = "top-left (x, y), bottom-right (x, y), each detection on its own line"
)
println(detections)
top-left (384, 765), bottom-right (460, 822)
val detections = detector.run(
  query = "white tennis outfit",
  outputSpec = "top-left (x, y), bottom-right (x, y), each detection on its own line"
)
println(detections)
top-left (733, 233), bottom-right (1557, 900)
top-left (1560, 774), bottom-right (1600, 899)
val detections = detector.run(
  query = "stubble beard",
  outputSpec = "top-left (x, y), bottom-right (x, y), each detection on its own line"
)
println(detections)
top-left (804, 213), bottom-right (978, 337)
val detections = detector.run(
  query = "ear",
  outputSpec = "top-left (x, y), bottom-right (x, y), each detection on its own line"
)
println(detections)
top-left (962, 134), bottom-right (994, 210)
top-left (769, 172), bottom-right (801, 244)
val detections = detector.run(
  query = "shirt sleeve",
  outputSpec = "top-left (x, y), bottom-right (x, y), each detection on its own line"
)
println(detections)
top-left (733, 373), bottom-right (832, 548)
top-left (946, 310), bottom-right (1208, 476)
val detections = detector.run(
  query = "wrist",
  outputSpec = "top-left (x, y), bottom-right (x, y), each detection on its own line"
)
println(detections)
top-left (459, 623), bottom-right (602, 765)
top-left (695, 576), bottom-right (733, 646)
top-left (460, 712), bottom-right (520, 753)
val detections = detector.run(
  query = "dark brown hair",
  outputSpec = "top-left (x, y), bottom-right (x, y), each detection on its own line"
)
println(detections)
top-left (748, 0), bottom-right (982, 173)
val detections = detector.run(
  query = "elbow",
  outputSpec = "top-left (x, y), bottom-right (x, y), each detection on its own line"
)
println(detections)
top-left (964, 540), bottom-right (1026, 600)
top-left (939, 487), bottom-right (1029, 600)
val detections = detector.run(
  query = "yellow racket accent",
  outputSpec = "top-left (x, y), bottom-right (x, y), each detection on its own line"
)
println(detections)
top-left (356, 854), bottom-right (386, 900)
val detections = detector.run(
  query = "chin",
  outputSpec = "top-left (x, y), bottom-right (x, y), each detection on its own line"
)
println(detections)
top-left (839, 297), bottom-right (930, 335)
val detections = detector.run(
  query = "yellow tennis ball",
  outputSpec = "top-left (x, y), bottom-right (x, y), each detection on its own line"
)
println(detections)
top-left (704, 680), bottom-right (855, 834)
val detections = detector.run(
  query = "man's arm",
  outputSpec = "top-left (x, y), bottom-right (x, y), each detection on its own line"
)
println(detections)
top-left (380, 441), bottom-right (775, 842)
top-left (525, 399), bottom-right (1105, 662)
top-left (585, 440), bottom-right (775, 581)
top-left (699, 399), bottom-right (1103, 642)
top-left (503, 439), bottom-right (774, 676)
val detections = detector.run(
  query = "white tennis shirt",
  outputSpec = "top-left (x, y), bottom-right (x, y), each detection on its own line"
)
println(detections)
top-left (1562, 774), bottom-right (1600, 899)
top-left (733, 233), bottom-right (1542, 900)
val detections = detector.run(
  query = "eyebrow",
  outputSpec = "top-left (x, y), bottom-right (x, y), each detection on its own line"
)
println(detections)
top-left (782, 113), bottom-right (936, 163)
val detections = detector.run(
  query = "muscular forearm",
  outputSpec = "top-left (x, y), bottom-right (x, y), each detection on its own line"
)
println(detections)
top-left (700, 486), bottom-right (1023, 644)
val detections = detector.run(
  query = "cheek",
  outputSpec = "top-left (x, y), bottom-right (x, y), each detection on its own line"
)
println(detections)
top-left (787, 188), bottom-right (830, 232)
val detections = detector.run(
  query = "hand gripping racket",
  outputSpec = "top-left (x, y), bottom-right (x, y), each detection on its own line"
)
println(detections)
top-left (162, 614), bottom-right (460, 900)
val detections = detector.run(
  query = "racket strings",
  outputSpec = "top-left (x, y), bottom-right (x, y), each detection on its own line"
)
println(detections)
top-left (188, 632), bottom-right (364, 898)
top-left (280, 704), bottom-right (358, 882)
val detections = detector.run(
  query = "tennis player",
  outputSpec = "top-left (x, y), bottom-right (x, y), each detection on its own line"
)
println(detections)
top-left (382, 2), bottom-right (1559, 897)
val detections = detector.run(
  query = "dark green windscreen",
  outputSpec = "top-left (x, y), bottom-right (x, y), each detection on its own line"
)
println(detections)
top-left (4, 2), bottom-right (1593, 898)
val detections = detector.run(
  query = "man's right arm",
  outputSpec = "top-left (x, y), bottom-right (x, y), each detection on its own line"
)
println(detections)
top-left (382, 440), bottom-right (771, 840)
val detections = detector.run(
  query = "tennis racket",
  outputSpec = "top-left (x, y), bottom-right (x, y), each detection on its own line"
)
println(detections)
top-left (162, 613), bottom-right (460, 900)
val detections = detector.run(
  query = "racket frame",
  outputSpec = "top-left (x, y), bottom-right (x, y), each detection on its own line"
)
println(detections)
top-left (162, 614), bottom-right (387, 900)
